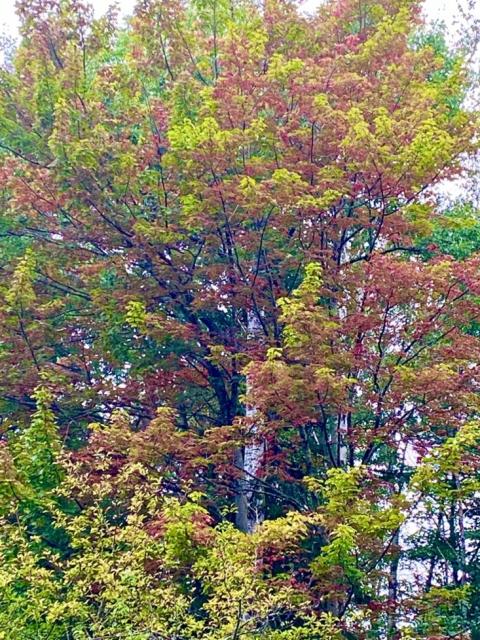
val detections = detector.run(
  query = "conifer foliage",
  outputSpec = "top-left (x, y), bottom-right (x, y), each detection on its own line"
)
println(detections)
top-left (0, 0), bottom-right (480, 637)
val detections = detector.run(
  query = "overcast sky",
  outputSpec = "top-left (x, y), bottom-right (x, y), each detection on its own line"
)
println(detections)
top-left (0, 0), bottom-right (471, 36)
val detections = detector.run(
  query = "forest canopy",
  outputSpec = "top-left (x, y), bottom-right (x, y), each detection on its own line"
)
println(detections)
top-left (1, 0), bottom-right (480, 638)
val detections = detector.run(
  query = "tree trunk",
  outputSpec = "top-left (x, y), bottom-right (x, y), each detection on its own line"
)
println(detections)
top-left (235, 312), bottom-right (265, 533)
top-left (387, 529), bottom-right (400, 639)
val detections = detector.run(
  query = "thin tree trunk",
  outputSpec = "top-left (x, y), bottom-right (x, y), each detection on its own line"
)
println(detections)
top-left (336, 413), bottom-right (349, 466)
top-left (387, 529), bottom-right (400, 639)
top-left (235, 312), bottom-right (265, 533)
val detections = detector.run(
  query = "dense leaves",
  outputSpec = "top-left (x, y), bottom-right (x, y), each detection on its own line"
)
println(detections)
top-left (0, 0), bottom-right (480, 638)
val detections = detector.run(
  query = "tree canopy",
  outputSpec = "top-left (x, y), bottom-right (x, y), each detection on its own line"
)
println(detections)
top-left (0, 0), bottom-right (480, 638)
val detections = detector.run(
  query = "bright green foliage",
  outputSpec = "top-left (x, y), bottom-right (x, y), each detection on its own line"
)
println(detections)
top-left (15, 386), bottom-right (62, 491)
top-left (0, 409), bottom-right (339, 639)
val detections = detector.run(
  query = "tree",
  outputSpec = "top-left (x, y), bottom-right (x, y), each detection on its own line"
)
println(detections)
top-left (0, 0), bottom-right (479, 637)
